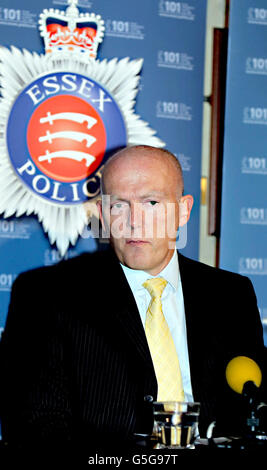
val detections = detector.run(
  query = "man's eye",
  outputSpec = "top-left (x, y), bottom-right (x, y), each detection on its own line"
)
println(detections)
top-left (111, 202), bottom-right (127, 211)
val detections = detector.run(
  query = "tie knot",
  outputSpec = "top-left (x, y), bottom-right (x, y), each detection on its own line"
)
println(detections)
top-left (143, 277), bottom-right (167, 299)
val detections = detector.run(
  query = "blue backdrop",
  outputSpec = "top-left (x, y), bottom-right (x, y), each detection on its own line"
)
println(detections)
top-left (0, 0), bottom-right (207, 335)
top-left (220, 0), bottom-right (267, 345)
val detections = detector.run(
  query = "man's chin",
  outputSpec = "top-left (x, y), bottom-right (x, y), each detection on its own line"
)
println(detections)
top-left (124, 255), bottom-right (149, 271)
top-left (122, 248), bottom-right (152, 272)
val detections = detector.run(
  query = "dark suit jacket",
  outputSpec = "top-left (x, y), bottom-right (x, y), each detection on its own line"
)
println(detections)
top-left (0, 249), bottom-right (265, 450)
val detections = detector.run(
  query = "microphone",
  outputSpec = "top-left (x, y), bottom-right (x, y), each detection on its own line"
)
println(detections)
top-left (225, 356), bottom-right (262, 395)
top-left (225, 356), bottom-right (267, 438)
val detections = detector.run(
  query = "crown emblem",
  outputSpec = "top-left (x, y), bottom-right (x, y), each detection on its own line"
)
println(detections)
top-left (39, 0), bottom-right (105, 60)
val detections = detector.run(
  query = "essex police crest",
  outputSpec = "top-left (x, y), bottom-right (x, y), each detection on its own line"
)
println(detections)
top-left (0, 0), bottom-right (164, 255)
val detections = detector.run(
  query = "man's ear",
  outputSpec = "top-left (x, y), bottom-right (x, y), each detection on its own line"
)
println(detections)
top-left (178, 195), bottom-right (194, 227)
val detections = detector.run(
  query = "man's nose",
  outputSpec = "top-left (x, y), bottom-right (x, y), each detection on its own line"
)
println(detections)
top-left (129, 202), bottom-right (143, 228)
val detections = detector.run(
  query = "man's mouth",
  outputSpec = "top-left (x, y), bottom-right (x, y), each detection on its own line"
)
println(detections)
top-left (126, 240), bottom-right (150, 245)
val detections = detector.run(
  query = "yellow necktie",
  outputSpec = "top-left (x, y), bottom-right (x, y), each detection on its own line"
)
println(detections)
top-left (143, 277), bottom-right (185, 402)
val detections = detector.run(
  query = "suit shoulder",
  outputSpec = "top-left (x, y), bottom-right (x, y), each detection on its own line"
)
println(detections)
top-left (14, 250), bottom-right (112, 287)
top-left (178, 252), bottom-right (251, 285)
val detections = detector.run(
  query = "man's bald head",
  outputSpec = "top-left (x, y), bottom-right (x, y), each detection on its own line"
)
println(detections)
top-left (101, 145), bottom-right (184, 199)
top-left (97, 144), bottom-right (193, 274)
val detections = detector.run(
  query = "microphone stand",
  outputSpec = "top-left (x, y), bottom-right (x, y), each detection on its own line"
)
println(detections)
top-left (242, 381), bottom-right (267, 442)
top-left (207, 382), bottom-right (267, 451)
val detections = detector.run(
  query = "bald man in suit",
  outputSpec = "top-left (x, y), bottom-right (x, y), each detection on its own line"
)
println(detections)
top-left (0, 145), bottom-right (265, 451)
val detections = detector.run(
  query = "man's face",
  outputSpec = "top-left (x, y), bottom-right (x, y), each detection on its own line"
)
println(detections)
top-left (99, 150), bottom-right (192, 275)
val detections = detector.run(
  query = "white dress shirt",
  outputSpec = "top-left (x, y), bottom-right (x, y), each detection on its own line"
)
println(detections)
top-left (120, 250), bottom-right (194, 402)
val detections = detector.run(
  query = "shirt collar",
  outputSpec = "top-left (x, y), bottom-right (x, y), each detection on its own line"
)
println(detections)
top-left (120, 250), bottom-right (179, 293)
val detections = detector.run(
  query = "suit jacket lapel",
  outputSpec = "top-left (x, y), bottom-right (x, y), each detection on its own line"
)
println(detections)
top-left (178, 252), bottom-right (218, 433)
top-left (178, 251), bottom-right (198, 343)
top-left (105, 249), bottom-right (155, 371)
top-left (178, 252), bottom-right (204, 398)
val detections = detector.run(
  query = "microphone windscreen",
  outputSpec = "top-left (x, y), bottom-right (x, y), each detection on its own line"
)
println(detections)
top-left (225, 356), bottom-right (262, 394)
